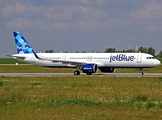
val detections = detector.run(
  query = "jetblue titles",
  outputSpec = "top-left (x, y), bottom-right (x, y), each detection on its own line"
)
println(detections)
top-left (110, 54), bottom-right (134, 63)
top-left (19, 46), bottom-right (29, 50)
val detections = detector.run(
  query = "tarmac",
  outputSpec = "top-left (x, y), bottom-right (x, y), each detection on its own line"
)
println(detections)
top-left (0, 73), bottom-right (162, 77)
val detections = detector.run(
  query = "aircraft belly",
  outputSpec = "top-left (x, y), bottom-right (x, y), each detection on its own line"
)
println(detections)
top-left (35, 60), bottom-right (74, 68)
top-left (106, 61), bottom-right (138, 68)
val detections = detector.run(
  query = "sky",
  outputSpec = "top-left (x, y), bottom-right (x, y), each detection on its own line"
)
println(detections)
top-left (0, 0), bottom-right (162, 57)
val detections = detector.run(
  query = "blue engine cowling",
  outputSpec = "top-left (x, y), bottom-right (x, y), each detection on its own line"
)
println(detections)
top-left (81, 64), bottom-right (98, 73)
top-left (100, 68), bottom-right (115, 73)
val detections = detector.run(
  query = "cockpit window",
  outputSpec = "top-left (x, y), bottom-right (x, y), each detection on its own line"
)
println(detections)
top-left (146, 57), bottom-right (155, 59)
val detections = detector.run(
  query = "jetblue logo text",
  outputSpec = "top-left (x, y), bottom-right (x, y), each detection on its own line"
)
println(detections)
top-left (18, 46), bottom-right (29, 50)
top-left (110, 54), bottom-right (134, 63)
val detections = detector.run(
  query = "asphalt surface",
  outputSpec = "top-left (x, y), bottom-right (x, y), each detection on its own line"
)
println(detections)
top-left (0, 73), bottom-right (162, 77)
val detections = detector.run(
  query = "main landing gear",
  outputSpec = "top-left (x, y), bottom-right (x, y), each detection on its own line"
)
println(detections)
top-left (87, 73), bottom-right (92, 75)
top-left (74, 65), bottom-right (81, 75)
top-left (74, 71), bottom-right (92, 75)
top-left (139, 68), bottom-right (144, 75)
top-left (74, 71), bottom-right (80, 75)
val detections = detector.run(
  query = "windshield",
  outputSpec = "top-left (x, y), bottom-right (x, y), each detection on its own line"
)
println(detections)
top-left (146, 57), bottom-right (155, 59)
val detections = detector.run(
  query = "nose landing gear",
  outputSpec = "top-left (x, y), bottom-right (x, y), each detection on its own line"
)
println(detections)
top-left (139, 68), bottom-right (144, 75)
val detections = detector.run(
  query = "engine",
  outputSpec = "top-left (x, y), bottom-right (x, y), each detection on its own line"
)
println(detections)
top-left (81, 64), bottom-right (98, 73)
top-left (100, 68), bottom-right (115, 73)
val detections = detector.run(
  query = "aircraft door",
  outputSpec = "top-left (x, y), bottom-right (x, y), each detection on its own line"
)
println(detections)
top-left (86, 56), bottom-right (93, 62)
top-left (62, 55), bottom-right (66, 61)
top-left (31, 54), bottom-right (35, 64)
top-left (137, 54), bottom-right (142, 63)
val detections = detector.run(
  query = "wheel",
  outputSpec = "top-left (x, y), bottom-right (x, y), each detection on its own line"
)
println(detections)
top-left (78, 71), bottom-right (80, 75)
top-left (74, 71), bottom-right (80, 75)
top-left (139, 72), bottom-right (144, 75)
top-left (87, 73), bottom-right (92, 75)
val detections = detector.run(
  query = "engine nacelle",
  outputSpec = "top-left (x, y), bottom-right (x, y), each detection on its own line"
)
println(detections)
top-left (81, 64), bottom-right (98, 73)
top-left (100, 68), bottom-right (115, 73)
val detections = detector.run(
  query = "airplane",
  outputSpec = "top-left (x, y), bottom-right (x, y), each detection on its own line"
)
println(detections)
top-left (7, 31), bottom-right (161, 75)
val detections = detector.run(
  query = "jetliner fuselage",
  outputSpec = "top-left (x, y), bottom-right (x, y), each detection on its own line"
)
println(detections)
top-left (12, 52), bottom-right (160, 68)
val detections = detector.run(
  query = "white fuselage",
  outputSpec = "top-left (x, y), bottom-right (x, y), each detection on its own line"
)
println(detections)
top-left (12, 52), bottom-right (161, 68)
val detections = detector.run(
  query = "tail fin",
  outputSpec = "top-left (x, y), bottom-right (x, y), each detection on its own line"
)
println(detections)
top-left (13, 31), bottom-right (33, 54)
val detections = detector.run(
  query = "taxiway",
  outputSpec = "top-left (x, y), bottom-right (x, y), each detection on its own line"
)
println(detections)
top-left (0, 73), bottom-right (162, 77)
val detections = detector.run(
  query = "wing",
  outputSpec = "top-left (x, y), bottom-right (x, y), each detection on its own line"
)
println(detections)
top-left (52, 60), bottom-right (86, 65)
top-left (32, 50), bottom-right (87, 65)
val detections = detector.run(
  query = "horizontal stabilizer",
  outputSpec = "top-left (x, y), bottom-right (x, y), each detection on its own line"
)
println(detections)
top-left (4, 55), bottom-right (12, 57)
top-left (5, 54), bottom-right (25, 60)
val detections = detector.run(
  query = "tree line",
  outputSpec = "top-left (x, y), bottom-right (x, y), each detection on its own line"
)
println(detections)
top-left (45, 47), bottom-right (162, 57)
top-left (105, 47), bottom-right (162, 57)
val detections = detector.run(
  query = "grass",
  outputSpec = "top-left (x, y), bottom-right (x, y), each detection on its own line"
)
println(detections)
top-left (0, 81), bottom-right (3, 87)
top-left (0, 76), bottom-right (162, 119)
top-left (0, 58), bottom-right (161, 119)
top-left (0, 58), bottom-right (27, 64)
top-left (157, 57), bottom-right (162, 63)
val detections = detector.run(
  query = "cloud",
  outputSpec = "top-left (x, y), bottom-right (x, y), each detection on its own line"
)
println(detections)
top-left (7, 17), bottom-right (34, 29)
top-left (3, 3), bottom-right (81, 30)
top-left (80, 6), bottom-right (109, 21)
top-left (3, 1), bottom-right (146, 31)
top-left (73, 18), bottom-right (135, 30)
top-left (115, 37), bottom-right (133, 44)
top-left (50, 6), bottom-right (81, 21)
top-left (80, 6), bottom-right (88, 13)
top-left (130, 1), bottom-right (162, 20)
top-left (3, 3), bottom-right (81, 21)
top-left (73, 19), bottom-right (102, 30)
top-left (96, 0), bottom-right (106, 6)
top-left (3, 2), bottom-right (26, 17)
top-left (73, 0), bottom-right (108, 7)
top-left (3, 2), bottom-right (112, 30)
top-left (7, 17), bottom-right (71, 30)
top-left (77, 0), bottom-right (94, 6)
top-left (144, 21), bottom-right (162, 32)
top-left (106, 18), bottom-right (135, 27)
top-left (129, 1), bottom-right (162, 32)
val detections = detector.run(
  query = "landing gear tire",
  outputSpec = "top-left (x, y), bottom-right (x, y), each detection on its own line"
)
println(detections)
top-left (139, 72), bottom-right (144, 75)
top-left (87, 73), bottom-right (92, 75)
top-left (74, 71), bottom-right (80, 75)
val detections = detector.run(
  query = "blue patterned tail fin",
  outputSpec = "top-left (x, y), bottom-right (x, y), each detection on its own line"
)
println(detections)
top-left (13, 31), bottom-right (33, 54)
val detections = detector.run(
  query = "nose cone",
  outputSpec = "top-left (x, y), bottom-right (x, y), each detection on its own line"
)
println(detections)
top-left (155, 59), bottom-right (161, 66)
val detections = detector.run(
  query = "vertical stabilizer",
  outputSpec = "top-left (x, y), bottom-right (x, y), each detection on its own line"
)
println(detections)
top-left (13, 31), bottom-right (33, 54)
